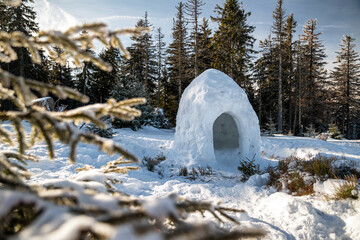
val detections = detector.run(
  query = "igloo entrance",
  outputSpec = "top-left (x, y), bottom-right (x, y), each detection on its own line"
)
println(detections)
top-left (213, 113), bottom-right (240, 163)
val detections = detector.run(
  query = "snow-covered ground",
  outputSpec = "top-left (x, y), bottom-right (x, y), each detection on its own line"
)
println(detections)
top-left (2, 123), bottom-right (360, 239)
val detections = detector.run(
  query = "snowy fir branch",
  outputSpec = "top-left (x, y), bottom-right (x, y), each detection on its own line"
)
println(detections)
top-left (0, 23), bottom-right (148, 71)
top-left (0, 188), bottom-right (265, 240)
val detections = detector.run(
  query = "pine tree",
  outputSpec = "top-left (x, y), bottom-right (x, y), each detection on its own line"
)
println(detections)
top-left (48, 47), bottom-right (74, 109)
top-left (166, 2), bottom-right (191, 124)
top-left (283, 13), bottom-right (297, 132)
top-left (271, 0), bottom-right (286, 132)
top-left (255, 35), bottom-right (278, 129)
top-left (112, 54), bottom-right (157, 130)
top-left (293, 36), bottom-right (305, 135)
top-left (49, 47), bottom-right (72, 87)
top-left (300, 19), bottom-right (327, 130)
top-left (75, 47), bottom-right (96, 100)
top-left (185, 0), bottom-right (205, 78)
top-left (90, 47), bottom-right (121, 103)
top-left (211, 0), bottom-right (255, 93)
top-left (159, 67), bottom-right (171, 111)
top-left (127, 12), bottom-right (157, 100)
top-left (114, 13), bottom-right (159, 128)
top-left (0, 0), bottom-right (38, 78)
top-left (75, 57), bottom-right (95, 100)
top-left (34, 49), bottom-right (51, 84)
top-left (155, 27), bottom-right (166, 108)
top-left (331, 35), bottom-right (360, 138)
top-left (197, 18), bottom-right (212, 74)
top-left (0, 0), bottom-right (40, 111)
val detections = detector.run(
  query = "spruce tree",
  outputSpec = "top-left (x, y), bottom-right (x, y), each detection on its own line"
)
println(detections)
top-left (254, 35), bottom-right (277, 129)
top-left (47, 47), bottom-right (75, 108)
top-left (300, 19), bottom-right (327, 130)
top-left (49, 47), bottom-right (72, 87)
top-left (331, 35), bottom-right (360, 138)
top-left (283, 13), bottom-right (297, 132)
top-left (74, 34), bottom-right (97, 102)
top-left (293, 37), bottom-right (305, 135)
top-left (292, 36), bottom-right (304, 136)
top-left (34, 49), bottom-right (51, 84)
top-left (90, 47), bottom-right (121, 103)
top-left (211, 0), bottom-right (255, 93)
top-left (0, 0), bottom-right (39, 111)
top-left (112, 54), bottom-right (156, 130)
top-left (114, 13), bottom-right (158, 128)
top-left (0, 0), bottom-right (38, 78)
top-left (166, 2), bottom-right (191, 124)
top-left (185, 0), bottom-right (205, 77)
top-left (197, 18), bottom-right (212, 74)
top-left (155, 27), bottom-right (166, 108)
top-left (127, 12), bottom-right (157, 100)
top-left (271, 0), bottom-right (286, 132)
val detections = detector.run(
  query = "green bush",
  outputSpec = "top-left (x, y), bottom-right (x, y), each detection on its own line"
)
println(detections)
top-left (197, 166), bottom-right (213, 176)
top-left (142, 153), bottom-right (166, 172)
top-left (85, 122), bottom-right (114, 139)
top-left (305, 124), bottom-right (317, 137)
top-left (238, 156), bottom-right (260, 181)
top-left (328, 124), bottom-right (342, 139)
top-left (179, 165), bottom-right (188, 176)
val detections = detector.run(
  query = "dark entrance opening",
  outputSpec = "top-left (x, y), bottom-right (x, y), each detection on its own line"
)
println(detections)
top-left (213, 113), bottom-right (240, 162)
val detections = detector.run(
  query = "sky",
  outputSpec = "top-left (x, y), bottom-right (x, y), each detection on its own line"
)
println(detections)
top-left (32, 0), bottom-right (360, 70)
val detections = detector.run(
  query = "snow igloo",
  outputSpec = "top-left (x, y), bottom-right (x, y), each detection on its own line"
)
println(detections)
top-left (174, 69), bottom-right (260, 168)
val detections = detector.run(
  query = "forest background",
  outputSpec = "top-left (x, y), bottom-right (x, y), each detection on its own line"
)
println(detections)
top-left (2, 0), bottom-right (360, 139)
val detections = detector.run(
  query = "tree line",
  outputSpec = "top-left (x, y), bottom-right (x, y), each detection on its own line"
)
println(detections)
top-left (1, 0), bottom-right (359, 138)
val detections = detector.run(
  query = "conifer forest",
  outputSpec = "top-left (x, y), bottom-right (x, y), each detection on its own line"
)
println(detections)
top-left (0, 0), bottom-right (360, 239)
top-left (1, 0), bottom-right (359, 137)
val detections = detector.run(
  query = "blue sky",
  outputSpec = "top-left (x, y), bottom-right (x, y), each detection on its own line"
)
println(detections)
top-left (33, 0), bottom-right (360, 70)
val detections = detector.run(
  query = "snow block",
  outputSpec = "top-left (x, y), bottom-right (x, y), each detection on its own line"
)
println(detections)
top-left (174, 69), bottom-right (260, 168)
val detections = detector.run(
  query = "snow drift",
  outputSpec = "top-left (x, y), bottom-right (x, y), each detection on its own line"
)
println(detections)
top-left (174, 69), bottom-right (260, 168)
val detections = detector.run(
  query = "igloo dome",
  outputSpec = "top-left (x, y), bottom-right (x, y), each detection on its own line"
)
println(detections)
top-left (174, 69), bottom-right (260, 168)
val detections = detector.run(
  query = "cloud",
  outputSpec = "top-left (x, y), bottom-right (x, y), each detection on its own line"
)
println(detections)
top-left (97, 15), bottom-right (142, 22)
top-left (251, 21), bottom-right (271, 26)
top-left (31, 0), bottom-right (79, 31)
top-left (318, 24), bottom-right (349, 30)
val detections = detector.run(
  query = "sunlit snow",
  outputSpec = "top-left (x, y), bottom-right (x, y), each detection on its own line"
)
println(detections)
top-left (1, 120), bottom-right (359, 239)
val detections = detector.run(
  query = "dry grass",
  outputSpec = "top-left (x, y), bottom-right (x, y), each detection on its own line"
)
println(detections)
top-left (266, 155), bottom-right (359, 197)
top-left (286, 172), bottom-right (314, 196)
top-left (302, 155), bottom-right (337, 180)
top-left (333, 175), bottom-right (359, 200)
